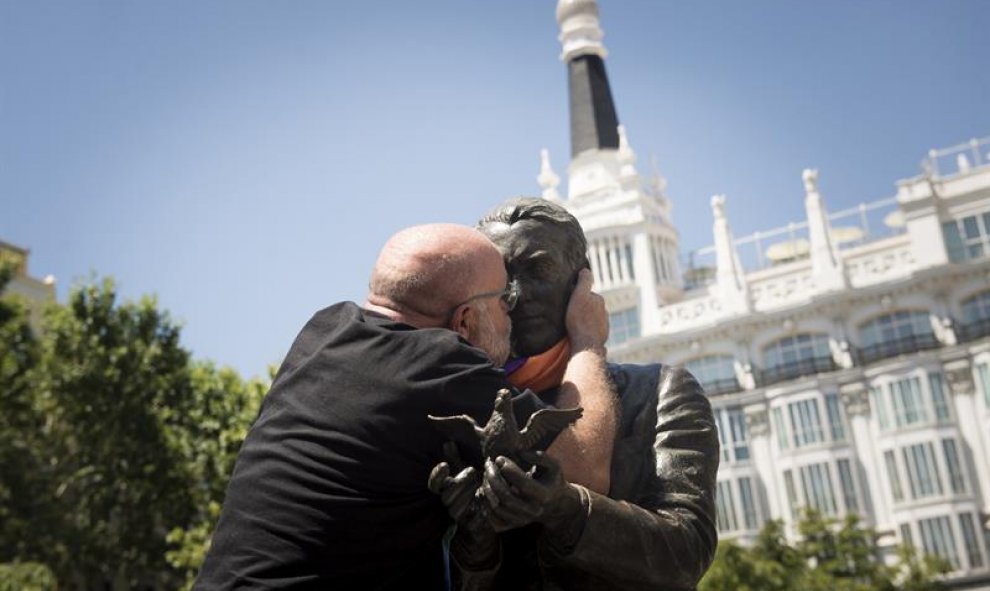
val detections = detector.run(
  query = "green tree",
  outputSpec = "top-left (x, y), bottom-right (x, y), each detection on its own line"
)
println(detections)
top-left (700, 510), bottom-right (950, 591)
top-left (0, 265), bottom-right (53, 563)
top-left (1, 272), bottom-right (270, 589)
top-left (32, 278), bottom-right (198, 588)
top-left (166, 362), bottom-right (267, 589)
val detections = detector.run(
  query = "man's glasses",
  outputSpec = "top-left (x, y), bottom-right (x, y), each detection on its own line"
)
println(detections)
top-left (447, 279), bottom-right (520, 319)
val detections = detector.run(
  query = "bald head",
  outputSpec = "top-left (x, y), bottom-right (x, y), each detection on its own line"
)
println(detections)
top-left (366, 224), bottom-right (506, 326)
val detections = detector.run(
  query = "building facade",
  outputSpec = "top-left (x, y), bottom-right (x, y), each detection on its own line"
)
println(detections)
top-left (543, 0), bottom-right (990, 586)
top-left (0, 239), bottom-right (55, 327)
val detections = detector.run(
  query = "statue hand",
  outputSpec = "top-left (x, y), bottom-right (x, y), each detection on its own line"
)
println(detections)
top-left (429, 442), bottom-right (499, 568)
top-left (480, 450), bottom-right (580, 532)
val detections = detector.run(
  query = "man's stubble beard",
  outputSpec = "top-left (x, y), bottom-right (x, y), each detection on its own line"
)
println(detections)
top-left (475, 307), bottom-right (511, 368)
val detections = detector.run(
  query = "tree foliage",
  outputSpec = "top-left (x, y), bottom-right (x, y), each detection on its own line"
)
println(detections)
top-left (0, 275), bottom-right (267, 589)
top-left (700, 509), bottom-right (951, 591)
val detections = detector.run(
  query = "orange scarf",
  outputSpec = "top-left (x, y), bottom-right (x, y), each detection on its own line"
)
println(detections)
top-left (507, 338), bottom-right (570, 393)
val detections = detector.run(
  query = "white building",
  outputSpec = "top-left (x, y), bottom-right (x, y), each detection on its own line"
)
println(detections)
top-left (544, 0), bottom-right (990, 586)
top-left (0, 239), bottom-right (55, 327)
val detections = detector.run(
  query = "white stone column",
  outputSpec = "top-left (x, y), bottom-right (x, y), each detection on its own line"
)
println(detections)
top-left (617, 237), bottom-right (630, 283)
top-left (944, 358), bottom-right (990, 515)
top-left (711, 195), bottom-right (750, 313)
top-left (803, 169), bottom-right (847, 292)
top-left (745, 404), bottom-right (783, 521)
top-left (608, 236), bottom-right (622, 285)
top-left (632, 232), bottom-right (662, 330)
top-left (840, 381), bottom-right (890, 526)
top-left (537, 149), bottom-right (563, 202)
top-left (896, 178), bottom-right (949, 269)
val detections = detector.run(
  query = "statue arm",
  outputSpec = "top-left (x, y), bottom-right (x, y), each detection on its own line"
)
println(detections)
top-left (538, 365), bottom-right (720, 590)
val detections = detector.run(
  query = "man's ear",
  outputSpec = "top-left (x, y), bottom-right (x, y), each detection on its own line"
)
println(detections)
top-left (448, 304), bottom-right (474, 341)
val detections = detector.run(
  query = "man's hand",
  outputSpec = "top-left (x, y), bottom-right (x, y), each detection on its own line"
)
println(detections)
top-left (565, 269), bottom-right (608, 353)
top-left (480, 450), bottom-right (583, 533)
top-left (428, 442), bottom-right (499, 568)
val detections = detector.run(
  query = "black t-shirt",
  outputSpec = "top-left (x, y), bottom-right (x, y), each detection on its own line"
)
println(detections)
top-left (194, 302), bottom-right (546, 590)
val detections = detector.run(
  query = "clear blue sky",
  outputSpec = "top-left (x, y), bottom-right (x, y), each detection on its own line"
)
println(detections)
top-left (2, 1), bottom-right (988, 379)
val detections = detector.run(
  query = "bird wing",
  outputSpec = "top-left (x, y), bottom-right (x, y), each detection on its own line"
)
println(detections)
top-left (518, 406), bottom-right (584, 451)
top-left (427, 414), bottom-right (485, 457)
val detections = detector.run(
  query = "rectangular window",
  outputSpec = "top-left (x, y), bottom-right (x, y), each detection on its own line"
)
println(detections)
top-left (870, 386), bottom-right (890, 430)
top-left (884, 450), bottom-right (904, 502)
top-left (943, 220), bottom-right (965, 262)
top-left (714, 407), bottom-right (749, 463)
top-left (959, 512), bottom-right (985, 569)
top-left (738, 477), bottom-right (759, 530)
top-left (977, 362), bottom-right (990, 407)
top-left (836, 459), bottom-right (858, 513)
top-left (607, 308), bottom-right (640, 346)
top-left (890, 377), bottom-right (929, 427)
top-left (783, 469), bottom-right (799, 520)
top-left (789, 398), bottom-right (825, 448)
top-left (902, 442), bottom-right (943, 499)
top-left (943, 213), bottom-right (990, 263)
top-left (928, 372), bottom-right (950, 421)
top-left (900, 523), bottom-right (914, 547)
top-left (942, 438), bottom-right (967, 494)
top-left (919, 515), bottom-right (961, 570)
top-left (799, 462), bottom-right (838, 516)
top-left (729, 409), bottom-right (749, 461)
top-left (773, 407), bottom-right (789, 450)
top-left (825, 393), bottom-right (845, 442)
top-left (715, 409), bottom-right (730, 463)
top-left (716, 480), bottom-right (738, 532)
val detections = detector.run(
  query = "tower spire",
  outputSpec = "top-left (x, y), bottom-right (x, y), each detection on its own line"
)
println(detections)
top-left (556, 0), bottom-right (619, 157)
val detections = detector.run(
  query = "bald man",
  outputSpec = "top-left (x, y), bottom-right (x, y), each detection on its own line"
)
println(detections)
top-left (193, 224), bottom-right (612, 590)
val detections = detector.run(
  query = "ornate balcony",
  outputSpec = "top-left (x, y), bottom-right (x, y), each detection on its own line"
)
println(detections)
top-left (760, 355), bottom-right (837, 387)
top-left (857, 332), bottom-right (939, 365)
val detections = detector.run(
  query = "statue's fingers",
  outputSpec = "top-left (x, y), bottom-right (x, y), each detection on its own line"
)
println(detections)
top-left (516, 450), bottom-right (561, 485)
top-left (442, 467), bottom-right (479, 519)
top-left (428, 462), bottom-right (451, 495)
top-left (442, 440), bottom-right (468, 472)
top-left (480, 460), bottom-right (502, 509)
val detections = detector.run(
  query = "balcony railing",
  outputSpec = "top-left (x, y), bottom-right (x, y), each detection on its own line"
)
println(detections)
top-left (857, 332), bottom-right (939, 365)
top-left (760, 356), bottom-right (837, 387)
top-left (700, 377), bottom-right (742, 396)
top-left (958, 317), bottom-right (990, 342)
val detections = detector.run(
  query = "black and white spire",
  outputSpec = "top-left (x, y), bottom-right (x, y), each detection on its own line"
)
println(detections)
top-left (556, 0), bottom-right (619, 157)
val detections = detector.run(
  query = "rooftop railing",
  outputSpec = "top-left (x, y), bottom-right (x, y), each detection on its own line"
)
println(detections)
top-left (922, 136), bottom-right (990, 179)
top-left (682, 195), bottom-right (902, 288)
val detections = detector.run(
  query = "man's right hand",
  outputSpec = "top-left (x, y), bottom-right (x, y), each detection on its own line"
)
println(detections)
top-left (565, 269), bottom-right (608, 352)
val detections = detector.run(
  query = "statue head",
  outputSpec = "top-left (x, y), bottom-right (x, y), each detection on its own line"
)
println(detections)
top-left (478, 198), bottom-right (589, 358)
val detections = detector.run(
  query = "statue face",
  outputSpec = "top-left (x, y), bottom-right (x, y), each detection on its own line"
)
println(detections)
top-left (483, 218), bottom-right (584, 357)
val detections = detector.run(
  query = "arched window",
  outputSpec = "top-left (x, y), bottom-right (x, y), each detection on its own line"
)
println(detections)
top-left (761, 333), bottom-right (835, 386)
top-left (960, 290), bottom-right (990, 341)
top-left (859, 311), bottom-right (937, 364)
top-left (684, 354), bottom-right (739, 395)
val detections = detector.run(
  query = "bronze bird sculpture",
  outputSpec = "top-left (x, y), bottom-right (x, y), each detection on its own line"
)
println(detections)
top-left (429, 388), bottom-right (583, 467)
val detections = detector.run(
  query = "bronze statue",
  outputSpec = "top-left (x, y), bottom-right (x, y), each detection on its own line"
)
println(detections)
top-left (429, 388), bottom-right (583, 467)
top-left (430, 198), bottom-right (720, 590)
